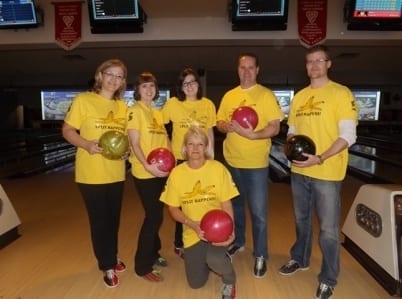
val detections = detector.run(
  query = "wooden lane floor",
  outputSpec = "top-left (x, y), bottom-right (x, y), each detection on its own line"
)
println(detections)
top-left (0, 168), bottom-right (394, 299)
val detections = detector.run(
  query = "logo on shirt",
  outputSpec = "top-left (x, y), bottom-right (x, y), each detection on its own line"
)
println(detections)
top-left (296, 96), bottom-right (324, 117)
top-left (181, 180), bottom-right (215, 199)
top-left (95, 111), bottom-right (126, 130)
top-left (180, 180), bottom-right (216, 204)
top-left (179, 111), bottom-right (208, 129)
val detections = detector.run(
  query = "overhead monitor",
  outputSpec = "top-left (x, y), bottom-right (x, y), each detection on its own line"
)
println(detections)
top-left (87, 0), bottom-right (146, 33)
top-left (346, 0), bottom-right (402, 30)
top-left (273, 89), bottom-right (294, 119)
top-left (41, 90), bottom-right (81, 121)
top-left (123, 89), bottom-right (171, 110)
top-left (230, 0), bottom-right (289, 31)
top-left (0, 0), bottom-right (39, 29)
top-left (352, 90), bottom-right (381, 121)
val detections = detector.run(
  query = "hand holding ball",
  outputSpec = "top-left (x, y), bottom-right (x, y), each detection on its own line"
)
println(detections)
top-left (284, 135), bottom-right (316, 161)
top-left (231, 106), bottom-right (258, 129)
top-left (200, 209), bottom-right (233, 243)
top-left (98, 130), bottom-right (129, 160)
top-left (147, 147), bottom-right (176, 172)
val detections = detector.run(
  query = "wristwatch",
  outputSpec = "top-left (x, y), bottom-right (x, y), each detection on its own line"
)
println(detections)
top-left (317, 155), bottom-right (324, 165)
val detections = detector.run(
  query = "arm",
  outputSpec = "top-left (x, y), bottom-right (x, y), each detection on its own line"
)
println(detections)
top-left (207, 127), bottom-right (215, 159)
top-left (231, 118), bottom-right (281, 140)
top-left (291, 120), bottom-right (356, 167)
top-left (168, 206), bottom-right (204, 239)
top-left (62, 122), bottom-right (102, 155)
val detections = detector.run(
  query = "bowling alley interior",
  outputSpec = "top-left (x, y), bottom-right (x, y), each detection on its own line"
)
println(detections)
top-left (1, 1), bottom-right (402, 298)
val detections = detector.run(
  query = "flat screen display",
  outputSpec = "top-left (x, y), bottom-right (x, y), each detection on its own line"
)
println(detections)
top-left (231, 0), bottom-right (289, 30)
top-left (273, 89), bottom-right (294, 119)
top-left (41, 89), bottom-right (170, 120)
top-left (41, 90), bottom-right (81, 121)
top-left (352, 90), bottom-right (381, 121)
top-left (0, 0), bottom-right (38, 29)
top-left (352, 0), bottom-right (402, 18)
top-left (87, 0), bottom-right (145, 33)
top-left (123, 89), bottom-right (170, 110)
top-left (347, 0), bottom-right (402, 30)
top-left (90, 0), bottom-right (140, 21)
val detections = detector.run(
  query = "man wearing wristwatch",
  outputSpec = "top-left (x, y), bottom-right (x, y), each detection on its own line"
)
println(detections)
top-left (278, 45), bottom-right (358, 299)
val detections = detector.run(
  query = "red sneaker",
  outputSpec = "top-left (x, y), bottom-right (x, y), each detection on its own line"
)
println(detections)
top-left (103, 269), bottom-right (119, 288)
top-left (114, 260), bottom-right (126, 273)
top-left (221, 284), bottom-right (236, 299)
top-left (174, 247), bottom-right (185, 259)
top-left (142, 269), bottom-right (163, 282)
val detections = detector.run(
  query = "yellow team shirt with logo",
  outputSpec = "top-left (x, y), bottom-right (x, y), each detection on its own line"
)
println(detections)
top-left (126, 101), bottom-right (170, 179)
top-left (288, 80), bottom-right (358, 181)
top-left (160, 160), bottom-right (239, 248)
top-left (64, 92), bottom-right (127, 184)
top-left (217, 84), bottom-right (284, 168)
top-left (162, 97), bottom-right (216, 160)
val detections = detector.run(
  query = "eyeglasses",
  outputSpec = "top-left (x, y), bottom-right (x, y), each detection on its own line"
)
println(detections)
top-left (102, 71), bottom-right (125, 80)
top-left (182, 80), bottom-right (198, 88)
top-left (306, 58), bottom-right (329, 65)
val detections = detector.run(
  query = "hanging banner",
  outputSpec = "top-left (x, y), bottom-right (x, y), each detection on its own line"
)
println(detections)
top-left (298, 0), bottom-right (327, 48)
top-left (53, 1), bottom-right (83, 51)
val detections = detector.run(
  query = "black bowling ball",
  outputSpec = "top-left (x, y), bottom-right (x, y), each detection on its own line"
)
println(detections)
top-left (285, 135), bottom-right (316, 161)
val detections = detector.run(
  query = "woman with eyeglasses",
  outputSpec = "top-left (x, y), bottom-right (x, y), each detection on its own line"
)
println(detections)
top-left (62, 59), bottom-right (128, 288)
top-left (126, 71), bottom-right (171, 282)
top-left (162, 67), bottom-right (216, 259)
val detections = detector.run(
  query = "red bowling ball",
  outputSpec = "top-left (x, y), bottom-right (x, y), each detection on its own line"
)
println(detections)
top-left (231, 106), bottom-right (259, 129)
top-left (200, 209), bottom-right (233, 243)
top-left (147, 147), bottom-right (176, 172)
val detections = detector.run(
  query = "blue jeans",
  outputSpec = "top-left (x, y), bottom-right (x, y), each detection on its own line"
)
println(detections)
top-left (290, 173), bottom-right (342, 287)
top-left (226, 165), bottom-right (269, 259)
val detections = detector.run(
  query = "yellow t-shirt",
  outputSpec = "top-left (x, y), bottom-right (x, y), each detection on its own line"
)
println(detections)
top-left (217, 84), bottom-right (284, 168)
top-left (126, 101), bottom-right (170, 179)
top-left (160, 160), bottom-right (239, 248)
top-left (64, 91), bottom-right (127, 184)
top-left (162, 97), bottom-right (216, 160)
top-left (288, 81), bottom-right (358, 181)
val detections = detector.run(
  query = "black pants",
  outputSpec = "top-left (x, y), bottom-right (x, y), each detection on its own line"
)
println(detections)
top-left (174, 159), bottom-right (185, 248)
top-left (132, 176), bottom-right (167, 276)
top-left (78, 181), bottom-right (124, 271)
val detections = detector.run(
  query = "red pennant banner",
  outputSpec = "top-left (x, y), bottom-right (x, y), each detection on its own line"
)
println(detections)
top-left (298, 0), bottom-right (327, 48)
top-left (53, 1), bottom-right (82, 51)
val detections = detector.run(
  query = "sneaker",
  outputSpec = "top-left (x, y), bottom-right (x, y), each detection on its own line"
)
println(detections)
top-left (221, 283), bottom-right (236, 299)
top-left (154, 256), bottom-right (168, 267)
top-left (227, 244), bottom-right (245, 256)
top-left (278, 259), bottom-right (309, 276)
top-left (103, 269), bottom-right (119, 288)
top-left (253, 256), bottom-right (267, 278)
top-left (174, 247), bottom-right (185, 259)
top-left (114, 259), bottom-right (126, 273)
top-left (315, 282), bottom-right (334, 299)
top-left (142, 269), bottom-right (163, 282)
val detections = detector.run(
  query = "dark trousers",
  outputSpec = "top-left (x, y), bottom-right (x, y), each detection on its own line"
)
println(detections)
top-left (132, 176), bottom-right (167, 276)
top-left (78, 181), bottom-right (124, 271)
top-left (174, 159), bottom-right (185, 248)
top-left (184, 241), bottom-right (236, 288)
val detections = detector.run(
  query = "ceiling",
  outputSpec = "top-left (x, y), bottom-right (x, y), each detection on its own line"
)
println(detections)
top-left (1, 0), bottom-right (402, 92)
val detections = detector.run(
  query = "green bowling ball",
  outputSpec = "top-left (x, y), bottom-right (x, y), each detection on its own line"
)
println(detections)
top-left (98, 130), bottom-right (129, 160)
